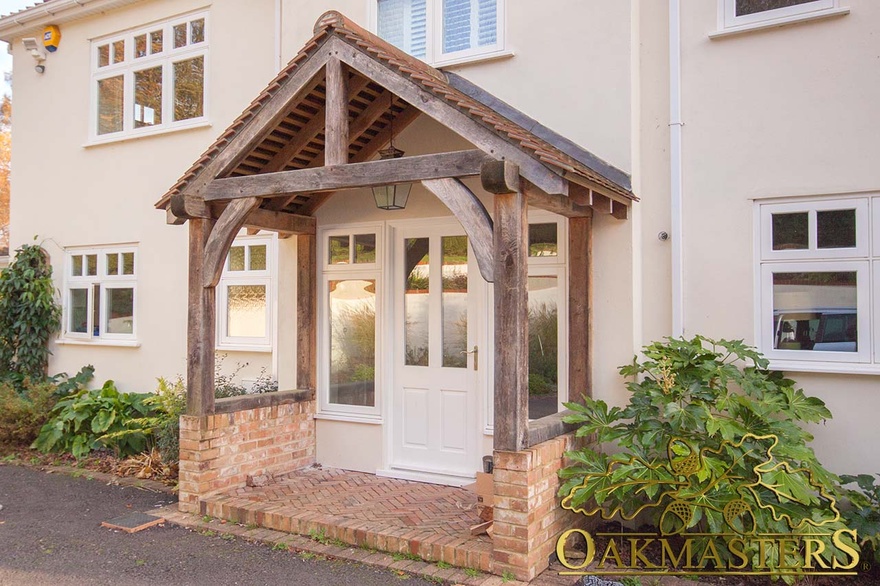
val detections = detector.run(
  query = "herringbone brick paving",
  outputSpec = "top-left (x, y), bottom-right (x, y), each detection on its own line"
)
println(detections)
top-left (202, 467), bottom-right (493, 571)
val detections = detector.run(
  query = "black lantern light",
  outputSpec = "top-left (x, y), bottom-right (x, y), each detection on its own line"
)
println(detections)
top-left (372, 97), bottom-right (411, 210)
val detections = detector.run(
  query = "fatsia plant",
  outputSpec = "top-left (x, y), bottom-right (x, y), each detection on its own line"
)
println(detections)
top-left (559, 336), bottom-right (850, 577)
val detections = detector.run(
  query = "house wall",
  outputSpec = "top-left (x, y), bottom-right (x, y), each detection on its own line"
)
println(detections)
top-left (9, 0), bottom-right (277, 392)
top-left (658, 0), bottom-right (880, 475)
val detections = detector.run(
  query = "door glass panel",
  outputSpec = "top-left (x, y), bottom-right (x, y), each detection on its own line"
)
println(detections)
top-left (817, 209), bottom-right (856, 249)
top-left (248, 245), bottom-right (267, 271)
top-left (404, 238), bottom-right (429, 366)
top-left (528, 275), bottom-right (559, 419)
top-left (69, 289), bottom-right (88, 334)
top-left (772, 271), bottom-right (857, 352)
top-left (329, 236), bottom-right (350, 264)
top-left (529, 223), bottom-right (558, 257)
top-left (772, 212), bottom-right (808, 250)
top-left (106, 288), bottom-right (134, 334)
top-left (228, 246), bottom-right (245, 271)
top-left (329, 279), bottom-right (376, 406)
top-left (441, 236), bottom-right (468, 368)
top-left (354, 234), bottom-right (377, 264)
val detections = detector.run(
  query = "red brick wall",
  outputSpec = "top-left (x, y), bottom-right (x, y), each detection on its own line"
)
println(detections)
top-left (491, 432), bottom-right (587, 581)
top-left (178, 397), bottom-right (316, 513)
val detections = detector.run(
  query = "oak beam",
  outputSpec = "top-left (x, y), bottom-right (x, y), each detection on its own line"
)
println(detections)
top-left (171, 194), bottom-right (211, 219)
top-left (421, 178), bottom-right (495, 282)
top-left (202, 197), bottom-right (261, 288)
top-left (325, 58), bottom-right (349, 167)
top-left (568, 215), bottom-right (592, 404)
top-left (187, 218), bottom-right (216, 416)
top-left (206, 150), bottom-right (492, 201)
top-left (297, 234), bottom-right (317, 391)
top-left (523, 181), bottom-right (592, 218)
top-left (491, 162), bottom-right (529, 452)
top-left (245, 208), bottom-right (316, 237)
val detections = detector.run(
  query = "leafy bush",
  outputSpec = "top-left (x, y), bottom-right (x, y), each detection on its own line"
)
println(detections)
top-left (149, 376), bottom-right (186, 463)
top-left (0, 242), bottom-right (61, 382)
top-left (0, 380), bottom-right (59, 446)
top-left (559, 335), bottom-right (847, 576)
top-left (214, 354), bottom-right (247, 398)
top-left (50, 365), bottom-right (96, 397)
top-left (32, 380), bottom-right (152, 458)
top-left (840, 473), bottom-right (880, 562)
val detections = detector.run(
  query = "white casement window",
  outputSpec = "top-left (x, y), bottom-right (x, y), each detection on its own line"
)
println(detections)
top-left (64, 246), bottom-right (137, 342)
top-left (319, 226), bottom-right (382, 418)
top-left (526, 214), bottom-right (567, 420)
top-left (217, 235), bottom-right (275, 351)
top-left (717, 0), bottom-right (845, 33)
top-left (374, 0), bottom-right (505, 67)
top-left (756, 196), bottom-right (880, 369)
top-left (90, 11), bottom-right (208, 142)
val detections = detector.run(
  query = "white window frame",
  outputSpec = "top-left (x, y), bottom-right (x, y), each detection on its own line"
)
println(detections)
top-left (63, 245), bottom-right (138, 344)
top-left (318, 224), bottom-right (385, 420)
top-left (715, 0), bottom-right (847, 36)
top-left (755, 195), bottom-right (879, 371)
top-left (217, 234), bottom-right (275, 352)
top-left (89, 10), bottom-right (209, 144)
top-left (369, 0), bottom-right (508, 68)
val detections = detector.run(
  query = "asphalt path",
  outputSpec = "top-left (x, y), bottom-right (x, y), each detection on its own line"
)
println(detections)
top-left (0, 464), bottom-right (435, 586)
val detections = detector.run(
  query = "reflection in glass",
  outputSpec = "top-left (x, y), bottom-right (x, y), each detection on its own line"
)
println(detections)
top-left (106, 288), bottom-right (134, 334)
top-left (329, 280), bottom-right (376, 407)
top-left (122, 252), bottom-right (135, 275)
top-left (404, 238), bottom-right (429, 366)
top-left (98, 44), bottom-right (110, 67)
top-left (107, 253), bottom-right (119, 275)
top-left (174, 23), bottom-right (187, 48)
top-left (150, 30), bottom-right (163, 54)
top-left (112, 40), bottom-right (125, 63)
top-left (772, 271), bottom-right (857, 352)
top-left (736, 0), bottom-right (814, 16)
top-left (86, 255), bottom-right (98, 276)
top-left (134, 34), bottom-right (147, 58)
top-left (529, 223), bottom-right (558, 257)
top-left (134, 66), bottom-right (163, 127)
top-left (442, 236), bottom-right (467, 367)
top-left (226, 285), bottom-right (266, 338)
top-left (355, 234), bottom-right (377, 264)
top-left (92, 284), bottom-right (101, 336)
top-left (69, 289), bottom-right (88, 334)
top-left (72, 255), bottom-right (83, 277)
top-left (191, 19), bottom-right (206, 43)
top-left (329, 236), bottom-right (350, 264)
top-left (528, 276), bottom-right (559, 419)
top-left (249, 245), bottom-right (267, 271)
top-left (228, 246), bottom-right (245, 271)
top-left (817, 209), bottom-right (856, 249)
top-left (772, 212), bottom-right (808, 250)
top-left (174, 57), bottom-right (204, 121)
top-left (97, 76), bottom-right (124, 135)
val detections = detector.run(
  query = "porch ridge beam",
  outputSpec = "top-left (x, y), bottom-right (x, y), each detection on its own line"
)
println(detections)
top-left (205, 149), bottom-right (494, 201)
top-left (421, 177), bottom-right (495, 282)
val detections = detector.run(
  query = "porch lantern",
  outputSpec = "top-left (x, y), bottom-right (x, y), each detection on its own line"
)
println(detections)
top-left (372, 146), bottom-right (411, 210)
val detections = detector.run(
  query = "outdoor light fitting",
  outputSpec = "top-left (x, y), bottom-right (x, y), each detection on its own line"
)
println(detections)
top-left (372, 96), bottom-right (411, 210)
top-left (22, 37), bottom-right (47, 73)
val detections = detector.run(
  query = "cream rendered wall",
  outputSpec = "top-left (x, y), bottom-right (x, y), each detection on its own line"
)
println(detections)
top-left (671, 1), bottom-right (880, 474)
top-left (10, 0), bottom-right (277, 392)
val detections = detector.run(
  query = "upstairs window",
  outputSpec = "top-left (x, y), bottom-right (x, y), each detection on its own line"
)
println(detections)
top-left (91, 12), bottom-right (208, 141)
top-left (376, 0), bottom-right (504, 66)
top-left (719, 0), bottom-right (843, 31)
top-left (64, 246), bottom-right (137, 342)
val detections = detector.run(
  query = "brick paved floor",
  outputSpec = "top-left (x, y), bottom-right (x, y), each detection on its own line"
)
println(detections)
top-left (201, 467), bottom-right (493, 572)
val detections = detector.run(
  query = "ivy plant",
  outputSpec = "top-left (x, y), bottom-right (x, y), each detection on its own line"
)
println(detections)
top-left (0, 241), bottom-right (61, 382)
top-left (559, 336), bottom-right (849, 577)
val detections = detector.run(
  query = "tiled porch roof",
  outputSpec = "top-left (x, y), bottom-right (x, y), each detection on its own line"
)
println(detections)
top-left (156, 10), bottom-right (635, 214)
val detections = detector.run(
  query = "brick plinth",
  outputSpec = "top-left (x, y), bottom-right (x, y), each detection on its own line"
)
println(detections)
top-left (491, 432), bottom-right (588, 582)
top-left (178, 396), bottom-right (316, 513)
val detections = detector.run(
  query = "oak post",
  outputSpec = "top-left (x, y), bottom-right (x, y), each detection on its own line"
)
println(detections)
top-left (325, 57), bottom-right (349, 167)
top-left (297, 234), bottom-right (317, 391)
top-left (187, 218), bottom-right (216, 416)
top-left (568, 216), bottom-right (592, 403)
top-left (489, 162), bottom-right (529, 452)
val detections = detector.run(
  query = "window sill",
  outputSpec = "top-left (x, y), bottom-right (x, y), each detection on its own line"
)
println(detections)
top-left (709, 7), bottom-right (849, 39)
top-left (83, 119), bottom-right (212, 148)
top-left (767, 359), bottom-right (880, 376)
top-left (434, 48), bottom-right (514, 69)
top-left (314, 412), bottom-right (383, 425)
top-left (56, 338), bottom-right (141, 348)
top-left (216, 344), bottom-right (272, 353)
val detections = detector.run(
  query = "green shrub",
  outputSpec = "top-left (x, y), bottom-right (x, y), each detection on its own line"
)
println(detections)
top-left (214, 354), bottom-right (247, 398)
top-left (0, 380), bottom-right (58, 446)
top-left (559, 335), bottom-right (847, 578)
top-left (0, 242), bottom-right (61, 382)
top-left (32, 380), bottom-right (153, 458)
top-left (840, 473), bottom-right (880, 563)
top-left (149, 376), bottom-right (186, 464)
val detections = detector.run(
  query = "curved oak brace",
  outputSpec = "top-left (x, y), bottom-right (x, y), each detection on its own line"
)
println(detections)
top-left (202, 197), bottom-right (261, 288)
top-left (421, 178), bottom-right (495, 283)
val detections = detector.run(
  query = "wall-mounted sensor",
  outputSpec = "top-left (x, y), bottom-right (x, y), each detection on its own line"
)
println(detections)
top-left (22, 37), bottom-right (47, 71)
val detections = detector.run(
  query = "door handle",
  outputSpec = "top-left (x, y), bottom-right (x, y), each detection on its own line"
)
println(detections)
top-left (460, 345), bottom-right (478, 371)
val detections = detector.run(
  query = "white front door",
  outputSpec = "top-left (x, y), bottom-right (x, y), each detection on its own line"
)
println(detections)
top-left (390, 221), bottom-right (481, 483)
